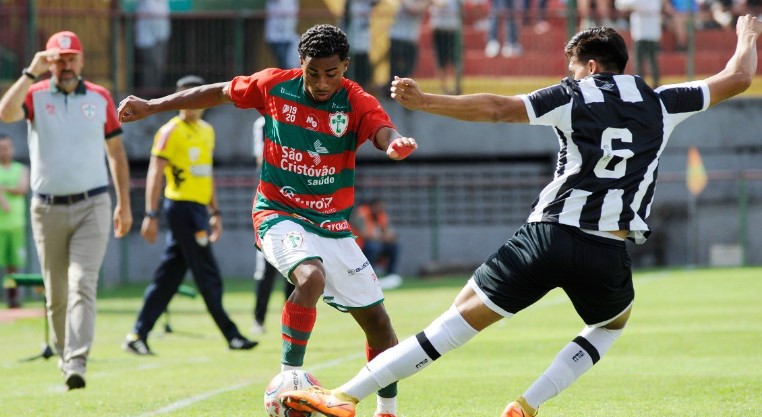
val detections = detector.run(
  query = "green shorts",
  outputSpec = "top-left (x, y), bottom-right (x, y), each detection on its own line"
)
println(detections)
top-left (0, 228), bottom-right (26, 268)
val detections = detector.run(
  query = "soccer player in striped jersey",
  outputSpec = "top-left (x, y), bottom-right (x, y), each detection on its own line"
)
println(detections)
top-left (278, 15), bottom-right (762, 417)
top-left (118, 24), bottom-right (417, 417)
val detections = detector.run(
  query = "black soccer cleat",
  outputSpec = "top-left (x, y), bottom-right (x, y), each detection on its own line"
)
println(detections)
top-left (65, 372), bottom-right (86, 391)
top-left (228, 336), bottom-right (259, 350)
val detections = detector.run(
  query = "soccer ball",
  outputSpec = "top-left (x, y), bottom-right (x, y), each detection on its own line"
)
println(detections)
top-left (264, 370), bottom-right (322, 417)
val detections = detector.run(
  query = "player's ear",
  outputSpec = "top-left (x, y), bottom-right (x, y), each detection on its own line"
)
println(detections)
top-left (588, 59), bottom-right (598, 74)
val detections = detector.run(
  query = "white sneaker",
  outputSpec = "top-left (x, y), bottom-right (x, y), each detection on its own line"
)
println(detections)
top-left (379, 274), bottom-right (403, 290)
top-left (502, 44), bottom-right (523, 58)
top-left (485, 40), bottom-right (500, 58)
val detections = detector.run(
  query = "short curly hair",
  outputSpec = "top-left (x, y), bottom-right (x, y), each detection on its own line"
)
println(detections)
top-left (564, 27), bottom-right (628, 74)
top-left (298, 24), bottom-right (350, 61)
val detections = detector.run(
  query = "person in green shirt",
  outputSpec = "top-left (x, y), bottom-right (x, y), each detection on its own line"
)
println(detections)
top-left (0, 134), bottom-right (29, 308)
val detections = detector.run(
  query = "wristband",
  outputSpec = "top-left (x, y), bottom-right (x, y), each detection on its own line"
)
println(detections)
top-left (22, 68), bottom-right (38, 81)
top-left (390, 141), bottom-right (415, 159)
top-left (145, 210), bottom-right (158, 219)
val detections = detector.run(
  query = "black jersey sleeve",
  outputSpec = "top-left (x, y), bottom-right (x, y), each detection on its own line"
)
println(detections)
top-left (521, 81), bottom-right (573, 127)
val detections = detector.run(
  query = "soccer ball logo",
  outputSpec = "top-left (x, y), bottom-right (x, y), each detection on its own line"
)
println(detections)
top-left (264, 370), bottom-right (322, 417)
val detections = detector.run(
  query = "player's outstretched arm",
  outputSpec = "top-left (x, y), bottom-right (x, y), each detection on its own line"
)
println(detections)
top-left (118, 82), bottom-right (232, 122)
top-left (705, 14), bottom-right (762, 106)
top-left (390, 76), bottom-right (529, 123)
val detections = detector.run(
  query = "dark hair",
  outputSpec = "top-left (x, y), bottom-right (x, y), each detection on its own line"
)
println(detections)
top-left (298, 24), bottom-right (350, 61)
top-left (564, 27), bottom-right (628, 73)
top-left (175, 75), bottom-right (206, 90)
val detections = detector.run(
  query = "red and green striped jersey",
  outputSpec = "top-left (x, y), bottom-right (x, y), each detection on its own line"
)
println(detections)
top-left (228, 68), bottom-right (395, 240)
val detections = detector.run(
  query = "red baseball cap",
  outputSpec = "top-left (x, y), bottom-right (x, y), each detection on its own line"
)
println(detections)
top-left (46, 31), bottom-right (83, 54)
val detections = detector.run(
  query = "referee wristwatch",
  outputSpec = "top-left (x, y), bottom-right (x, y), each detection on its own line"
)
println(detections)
top-left (22, 68), bottom-right (38, 81)
top-left (145, 210), bottom-right (158, 219)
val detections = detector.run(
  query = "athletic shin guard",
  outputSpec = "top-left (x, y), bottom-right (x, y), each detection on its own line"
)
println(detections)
top-left (340, 306), bottom-right (478, 400)
top-left (523, 326), bottom-right (624, 408)
top-left (281, 301), bottom-right (317, 368)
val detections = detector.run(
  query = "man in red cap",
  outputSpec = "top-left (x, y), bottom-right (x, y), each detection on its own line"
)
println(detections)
top-left (0, 30), bottom-right (132, 390)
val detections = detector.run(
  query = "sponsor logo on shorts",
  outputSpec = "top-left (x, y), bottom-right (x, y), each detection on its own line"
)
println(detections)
top-left (282, 231), bottom-right (304, 249)
top-left (347, 260), bottom-right (370, 276)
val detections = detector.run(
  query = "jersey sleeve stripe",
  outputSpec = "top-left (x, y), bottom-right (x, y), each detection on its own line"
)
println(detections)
top-left (525, 84), bottom-right (571, 119)
top-left (105, 127), bottom-right (123, 139)
top-left (655, 80), bottom-right (708, 114)
top-left (579, 78), bottom-right (604, 103)
top-left (613, 75), bottom-right (643, 103)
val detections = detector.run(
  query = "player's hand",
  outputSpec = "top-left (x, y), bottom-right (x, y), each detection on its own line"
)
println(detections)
top-left (391, 76), bottom-right (425, 110)
top-left (118, 96), bottom-right (151, 123)
top-left (737, 14), bottom-right (762, 38)
top-left (140, 216), bottom-right (158, 243)
top-left (209, 214), bottom-right (223, 243)
top-left (387, 137), bottom-right (418, 160)
top-left (113, 204), bottom-right (133, 238)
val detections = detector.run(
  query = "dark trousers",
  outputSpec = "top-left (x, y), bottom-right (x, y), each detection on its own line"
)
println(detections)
top-left (133, 200), bottom-right (241, 341)
top-left (253, 259), bottom-right (295, 325)
top-left (389, 39), bottom-right (419, 84)
top-left (348, 51), bottom-right (372, 89)
top-left (634, 39), bottom-right (660, 87)
top-left (268, 41), bottom-right (295, 69)
top-left (363, 240), bottom-right (400, 275)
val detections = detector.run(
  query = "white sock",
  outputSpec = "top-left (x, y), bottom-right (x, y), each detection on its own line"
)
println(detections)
top-left (376, 395), bottom-right (397, 415)
top-left (281, 364), bottom-right (300, 372)
top-left (523, 326), bottom-right (624, 408)
top-left (339, 306), bottom-right (479, 400)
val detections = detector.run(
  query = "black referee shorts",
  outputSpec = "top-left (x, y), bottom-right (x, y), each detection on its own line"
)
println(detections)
top-left (473, 222), bottom-right (634, 326)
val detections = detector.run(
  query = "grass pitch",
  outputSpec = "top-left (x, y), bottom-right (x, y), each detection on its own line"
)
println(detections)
top-left (1, 267), bottom-right (761, 416)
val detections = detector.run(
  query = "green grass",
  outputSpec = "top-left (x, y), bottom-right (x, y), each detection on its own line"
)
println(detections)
top-left (1, 268), bottom-right (761, 416)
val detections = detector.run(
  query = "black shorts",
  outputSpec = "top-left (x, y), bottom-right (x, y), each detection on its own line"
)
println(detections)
top-left (473, 222), bottom-right (634, 325)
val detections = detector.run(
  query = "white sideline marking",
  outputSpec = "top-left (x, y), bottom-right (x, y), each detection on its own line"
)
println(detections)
top-left (132, 353), bottom-right (364, 417)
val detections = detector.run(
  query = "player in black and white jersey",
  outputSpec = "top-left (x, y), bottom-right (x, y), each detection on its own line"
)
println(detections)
top-left (279, 15), bottom-right (762, 417)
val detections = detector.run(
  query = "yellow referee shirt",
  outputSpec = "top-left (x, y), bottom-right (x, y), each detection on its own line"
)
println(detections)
top-left (152, 116), bottom-right (215, 205)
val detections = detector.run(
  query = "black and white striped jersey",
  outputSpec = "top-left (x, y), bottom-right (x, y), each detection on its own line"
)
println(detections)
top-left (519, 74), bottom-right (709, 243)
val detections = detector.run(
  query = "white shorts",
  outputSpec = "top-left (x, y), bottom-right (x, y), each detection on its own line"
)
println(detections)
top-left (260, 220), bottom-right (384, 311)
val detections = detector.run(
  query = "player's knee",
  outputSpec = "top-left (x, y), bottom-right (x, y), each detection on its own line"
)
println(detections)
top-left (354, 306), bottom-right (396, 341)
top-left (290, 263), bottom-right (326, 300)
top-left (421, 306), bottom-right (479, 356)
top-left (602, 305), bottom-right (632, 330)
top-left (577, 325), bottom-right (625, 362)
top-left (367, 309), bottom-right (393, 332)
